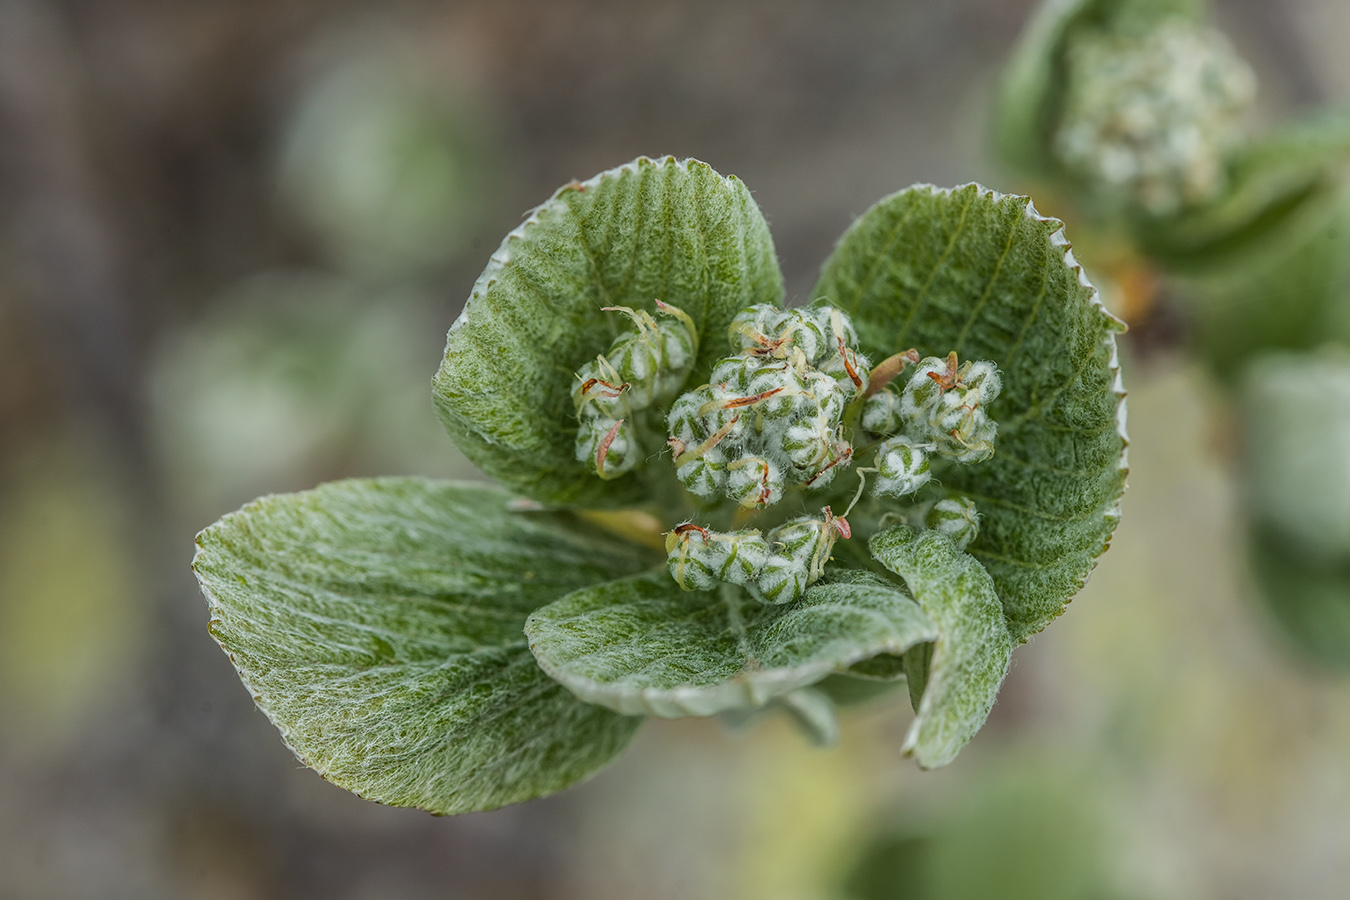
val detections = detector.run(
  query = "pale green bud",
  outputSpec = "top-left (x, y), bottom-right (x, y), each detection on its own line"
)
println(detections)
top-left (814, 305), bottom-right (870, 397)
top-left (575, 417), bottom-right (637, 480)
top-left (671, 303), bottom-right (868, 506)
top-left (596, 304), bottom-right (697, 408)
top-left (665, 523), bottom-right (770, 591)
top-left (749, 509), bottom-right (851, 605)
top-left (818, 346), bottom-right (871, 401)
top-left (574, 302), bottom-right (699, 481)
top-left (777, 309), bottom-right (830, 364)
top-left (574, 362), bottom-right (633, 422)
top-left (874, 435), bottom-right (931, 498)
top-left (673, 453), bottom-right (728, 498)
top-left (728, 304), bottom-right (784, 354)
top-left (729, 304), bottom-right (838, 365)
top-left (861, 389), bottom-right (904, 436)
top-left (782, 415), bottom-right (837, 471)
top-left (925, 494), bottom-right (979, 551)
top-left (743, 358), bottom-right (810, 422)
top-left (726, 456), bottom-right (785, 509)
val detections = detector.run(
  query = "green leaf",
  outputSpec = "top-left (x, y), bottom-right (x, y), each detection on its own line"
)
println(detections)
top-left (1243, 349), bottom-right (1350, 560)
top-left (1139, 111), bottom-right (1350, 273)
top-left (812, 672), bottom-right (910, 709)
top-left (778, 686), bottom-right (841, 747)
top-left (524, 568), bottom-right (938, 718)
top-left (1243, 350), bottom-right (1350, 668)
top-left (1249, 523), bottom-right (1350, 671)
top-left (870, 525), bottom-right (1014, 769)
top-left (433, 156), bottom-right (784, 509)
top-left (814, 183), bottom-right (1127, 641)
top-left (193, 477), bottom-right (655, 815)
top-left (1176, 195), bottom-right (1350, 377)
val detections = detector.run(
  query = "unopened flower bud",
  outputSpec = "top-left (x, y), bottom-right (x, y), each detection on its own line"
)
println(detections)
top-left (750, 508), bottom-right (851, 605)
top-left (575, 417), bottom-right (637, 480)
top-left (874, 436), bottom-right (932, 498)
top-left (900, 352), bottom-right (1001, 463)
top-left (861, 389), bottom-right (904, 436)
top-left (726, 456), bottom-right (784, 509)
top-left (665, 523), bottom-right (770, 591)
top-left (574, 302), bottom-right (699, 480)
top-left (671, 303), bottom-right (871, 506)
top-left (925, 494), bottom-right (979, 551)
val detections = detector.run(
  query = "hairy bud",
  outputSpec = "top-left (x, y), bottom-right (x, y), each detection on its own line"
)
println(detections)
top-left (925, 494), bottom-right (980, 551)
top-left (665, 523), bottom-right (772, 591)
top-left (899, 352), bottom-right (1001, 464)
top-left (574, 303), bottom-right (698, 479)
top-left (671, 303), bottom-right (864, 507)
top-left (666, 508), bottom-right (850, 605)
top-left (874, 435), bottom-right (932, 498)
top-left (1054, 21), bottom-right (1256, 215)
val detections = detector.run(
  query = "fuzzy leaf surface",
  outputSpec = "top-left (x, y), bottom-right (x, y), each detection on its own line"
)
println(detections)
top-left (870, 525), bottom-right (1013, 768)
top-left (193, 478), bottom-right (654, 815)
top-left (525, 569), bottom-right (937, 717)
top-left (814, 183), bottom-right (1127, 640)
top-left (434, 156), bottom-right (783, 508)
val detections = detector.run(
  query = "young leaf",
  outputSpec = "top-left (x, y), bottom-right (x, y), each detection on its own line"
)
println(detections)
top-left (1177, 197), bottom-right (1350, 377)
top-left (814, 183), bottom-right (1127, 641)
top-left (193, 478), bottom-right (655, 815)
top-left (870, 525), bottom-right (1013, 768)
top-left (433, 156), bottom-right (784, 509)
top-left (524, 569), bottom-right (938, 718)
top-left (1249, 523), bottom-right (1350, 671)
top-left (1137, 110), bottom-right (1350, 271)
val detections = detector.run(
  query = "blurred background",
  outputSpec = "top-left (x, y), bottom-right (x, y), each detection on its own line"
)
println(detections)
top-left (2, 0), bottom-right (1349, 897)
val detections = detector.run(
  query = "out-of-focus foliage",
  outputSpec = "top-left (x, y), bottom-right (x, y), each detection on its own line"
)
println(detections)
top-left (277, 51), bottom-right (492, 279)
top-left (0, 439), bottom-right (144, 741)
top-left (996, 0), bottom-right (1350, 374)
top-left (995, 0), bottom-right (1350, 669)
top-left (843, 766), bottom-right (1114, 900)
top-left (1244, 350), bottom-right (1350, 667)
top-left (149, 270), bottom-right (473, 518)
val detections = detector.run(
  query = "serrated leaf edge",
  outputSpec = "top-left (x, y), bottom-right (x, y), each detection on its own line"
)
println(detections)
top-left (825, 181), bottom-right (1129, 634)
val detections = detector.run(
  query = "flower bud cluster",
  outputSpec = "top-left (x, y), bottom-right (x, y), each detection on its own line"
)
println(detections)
top-left (574, 303), bottom-right (698, 479)
top-left (666, 508), bottom-right (851, 605)
top-left (860, 351), bottom-right (1001, 500)
top-left (668, 304), bottom-right (868, 507)
top-left (1053, 21), bottom-right (1255, 216)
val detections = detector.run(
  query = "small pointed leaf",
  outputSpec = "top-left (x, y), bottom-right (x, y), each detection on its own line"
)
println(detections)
top-left (525, 569), bottom-right (938, 718)
top-left (870, 525), bottom-right (1013, 768)
top-left (434, 156), bottom-right (784, 508)
top-left (193, 478), bottom-right (654, 815)
top-left (814, 183), bottom-right (1127, 641)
